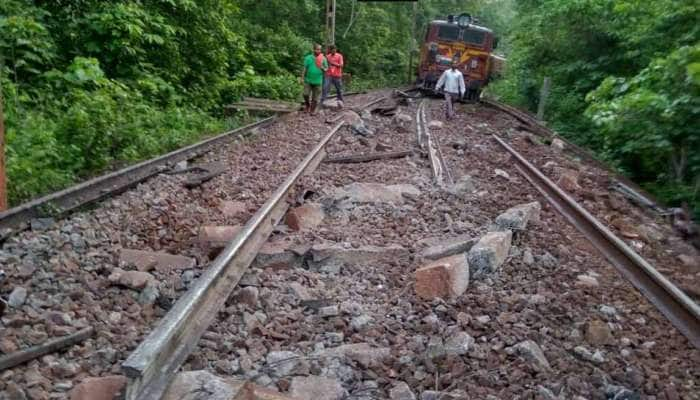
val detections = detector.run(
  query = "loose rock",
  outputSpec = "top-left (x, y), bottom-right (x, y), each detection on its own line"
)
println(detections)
top-left (285, 203), bottom-right (325, 231)
top-left (468, 230), bottom-right (513, 276)
top-left (495, 201), bottom-right (541, 231)
top-left (420, 235), bottom-right (476, 261)
top-left (390, 382), bottom-right (416, 400)
top-left (198, 225), bottom-right (242, 249)
top-left (289, 376), bottom-right (346, 400)
top-left (69, 375), bottom-right (127, 400)
top-left (8, 287), bottom-right (28, 308)
top-left (444, 331), bottom-right (475, 356)
top-left (162, 371), bottom-right (243, 400)
top-left (415, 254), bottom-right (469, 299)
top-left (513, 340), bottom-right (551, 371)
top-left (107, 268), bottom-right (155, 290)
top-left (119, 249), bottom-right (195, 273)
top-left (585, 320), bottom-right (613, 346)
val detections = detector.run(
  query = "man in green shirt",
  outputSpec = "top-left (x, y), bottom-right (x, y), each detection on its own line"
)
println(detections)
top-left (301, 43), bottom-right (327, 114)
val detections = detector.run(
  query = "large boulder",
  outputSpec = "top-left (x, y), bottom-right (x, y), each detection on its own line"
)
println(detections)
top-left (415, 254), bottom-right (469, 299)
top-left (467, 230), bottom-right (513, 277)
top-left (495, 201), bottom-right (541, 231)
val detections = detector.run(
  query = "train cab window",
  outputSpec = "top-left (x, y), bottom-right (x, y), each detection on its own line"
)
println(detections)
top-left (462, 29), bottom-right (486, 46)
top-left (437, 25), bottom-right (460, 41)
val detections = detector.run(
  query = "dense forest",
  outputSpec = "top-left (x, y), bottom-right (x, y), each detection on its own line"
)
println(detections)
top-left (1, 0), bottom-right (698, 217)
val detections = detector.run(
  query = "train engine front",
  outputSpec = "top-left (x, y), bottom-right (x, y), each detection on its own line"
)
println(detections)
top-left (417, 13), bottom-right (497, 101)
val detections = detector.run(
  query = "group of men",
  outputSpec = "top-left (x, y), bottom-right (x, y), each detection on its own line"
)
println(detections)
top-left (301, 43), bottom-right (344, 114)
top-left (300, 44), bottom-right (467, 120)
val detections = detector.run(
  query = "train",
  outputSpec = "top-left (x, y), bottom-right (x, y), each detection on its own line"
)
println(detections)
top-left (416, 13), bottom-right (504, 101)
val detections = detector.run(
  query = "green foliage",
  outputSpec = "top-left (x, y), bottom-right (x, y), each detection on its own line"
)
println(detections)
top-left (222, 67), bottom-right (301, 103)
top-left (492, 0), bottom-right (700, 215)
top-left (586, 45), bottom-right (700, 214)
top-left (2, 57), bottom-right (223, 204)
top-left (0, 0), bottom-right (522, 206)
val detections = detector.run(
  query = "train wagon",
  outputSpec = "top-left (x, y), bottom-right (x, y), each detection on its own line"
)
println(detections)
top-left (416, 13), bottom-right (500, 101)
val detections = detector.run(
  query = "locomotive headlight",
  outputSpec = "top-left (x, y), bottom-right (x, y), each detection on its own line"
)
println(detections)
top-left (457, 13), bottom-right (472, 27)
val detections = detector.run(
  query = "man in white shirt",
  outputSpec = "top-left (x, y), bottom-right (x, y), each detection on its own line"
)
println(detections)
top-left (436, 61), bottom-right (466, 120)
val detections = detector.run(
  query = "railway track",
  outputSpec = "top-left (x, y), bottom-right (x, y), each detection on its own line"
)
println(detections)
top-left (124, 96), bottom-right (698, 398)
top-left (491, 136), bottom-right (700, 348)
top-left (0, 90), bottom-right (388, 240)
top-left (1, 92), bottom-right (698, 400)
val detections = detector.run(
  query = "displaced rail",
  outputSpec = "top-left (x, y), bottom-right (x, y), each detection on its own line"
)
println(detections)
top-left (417, 100), bottom-right (453, 186)
top-left (122, 122), bottom-right (346, 400)
top-left (492, 134), bottom-right (700, 349)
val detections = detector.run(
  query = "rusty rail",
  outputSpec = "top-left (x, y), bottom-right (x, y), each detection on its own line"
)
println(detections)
top-left (122, 121), bottom-right (346, 400)
top-left (492, 134), bottom-right (700, 349)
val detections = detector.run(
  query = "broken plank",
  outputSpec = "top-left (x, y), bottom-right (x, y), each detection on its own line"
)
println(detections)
top-left (242, 97), bottom-right (298, 107)
top-left (324, 150), bottom-right (413, 164)
top-left (0, 327), bottom-right (94, 371)
top-left (226, 104), bottom-right (299, 113)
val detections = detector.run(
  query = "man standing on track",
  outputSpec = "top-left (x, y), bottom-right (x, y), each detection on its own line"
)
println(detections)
top-left (322, 45), bottom-right (344, 107)
top-left (301, 44), bottom-right (327, 114)
top-left (436, 61), bottom-right (466, 120)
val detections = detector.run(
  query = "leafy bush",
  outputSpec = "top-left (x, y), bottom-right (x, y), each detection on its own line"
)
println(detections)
top-left (221, 66), bottom-right (301, 103)
top-left (3, 58), bottom-right (223, 204)
top-left (586, 45), bottom-right (700, 215)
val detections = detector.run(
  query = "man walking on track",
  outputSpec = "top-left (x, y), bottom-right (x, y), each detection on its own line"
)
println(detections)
top-left (436, 61), bottom-right (466, 120)
top-left (322, 45), bottom-right (344, 106)
top-left (301, 44), bottom-right (327, 114)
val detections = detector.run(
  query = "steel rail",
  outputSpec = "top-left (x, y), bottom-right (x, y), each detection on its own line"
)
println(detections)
top-left (0, 117), bottom-right (276, 237)
top-left (492, 134), bottom-right (700, 349)
top-left (481, 98), bottom-right (662, 212)
top-left (417, 100), bottom-right (453, 186)
top-left (0, 90), bottom-right (375, 239)
top-left (122, 121), bottom-right (346, 400)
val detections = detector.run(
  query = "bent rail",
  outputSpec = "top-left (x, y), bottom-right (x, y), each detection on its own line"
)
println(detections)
top-left (417, 100), bottom-right (453, 186)
top-left (121, 121), bottom-right (345, 400)
top-left (492, 134), bottom-right (700, 349)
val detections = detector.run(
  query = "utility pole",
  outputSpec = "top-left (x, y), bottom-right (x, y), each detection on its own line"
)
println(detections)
top-left (407, 1), bottom-right (418, 83)
top-left (325, 0), bottom-right (337, 46)
top-left (537, 77), bottom-right (551, 121)
top-left (0, 92), bottom-right (6, 211)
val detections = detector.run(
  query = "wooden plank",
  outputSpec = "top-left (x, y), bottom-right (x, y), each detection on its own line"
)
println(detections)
top-left (324, 150), bottom-right (413, 164)
top-left (226, 104), bottom-right (299, 113)
top-left (0, 327), bottom-right (94, 371)
top-left (242, 97), bottom-right (298, 107)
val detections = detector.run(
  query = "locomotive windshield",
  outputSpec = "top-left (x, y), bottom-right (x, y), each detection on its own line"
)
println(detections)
top-left (437, 25), bottom-right (460, 41)
top-left (462, 29), bottom-right (486, 46)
